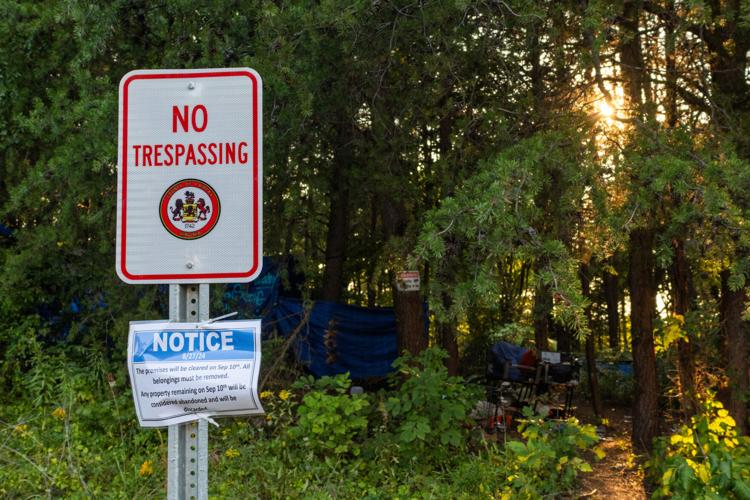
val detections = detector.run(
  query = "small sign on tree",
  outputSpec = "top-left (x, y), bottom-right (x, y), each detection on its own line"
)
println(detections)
top-left (396, 271), bottom-right (420, 292)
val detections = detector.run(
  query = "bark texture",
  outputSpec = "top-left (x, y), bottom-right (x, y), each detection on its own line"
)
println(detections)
top-left (603, 264), bottom-right (620, 350)
top-left (581, 263), bottom-right (603, 418)
top-left (671, 238), bottom-right (697, 418)
top-left (629, 228), bottom-right (660, 450)
top-left (532, 281), bottom-right (551, 351)
top-left (320, 123), bottom-right (353, 303)
top-left (394, 287), bottom-right (427, 357)
top-left (720, 271), bottom-right (749, 436)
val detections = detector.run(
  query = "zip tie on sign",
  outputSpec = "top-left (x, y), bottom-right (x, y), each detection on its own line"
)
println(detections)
top-left (196, 311), bottom-right (238, 328)
top-left (195, 414), bottom-right (220, 428)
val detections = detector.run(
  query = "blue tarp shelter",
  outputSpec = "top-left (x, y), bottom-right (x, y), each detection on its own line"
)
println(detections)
top-left (221, 258), bottom-right (427, 379)
top-left (274, 298), bottom-right (399, 379)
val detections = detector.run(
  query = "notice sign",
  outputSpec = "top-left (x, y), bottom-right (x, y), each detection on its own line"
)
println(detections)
top-left (395, 271), bottom-right (420, 292)
top-left (117, 68), bottom-right (262, 284)
top-left (127, 320), bottom-right (263, 427)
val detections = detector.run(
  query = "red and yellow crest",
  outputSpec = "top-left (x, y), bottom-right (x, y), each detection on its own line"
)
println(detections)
top-left (159, 179), bottom-right (221, 240)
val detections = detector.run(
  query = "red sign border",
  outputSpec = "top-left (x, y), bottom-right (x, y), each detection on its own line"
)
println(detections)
top-left (119, 69), bottom-right (261, 282)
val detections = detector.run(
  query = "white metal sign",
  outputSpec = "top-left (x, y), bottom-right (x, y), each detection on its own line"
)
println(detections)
top-left (395, 271), bottom-right (420, 292)
top-left (116, 68), bottom-right (262, 284)
top-left (127, 319), bottom-right (264, 427)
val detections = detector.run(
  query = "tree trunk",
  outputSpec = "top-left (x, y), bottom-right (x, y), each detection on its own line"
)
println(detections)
top-left (435, 243), bottom-right (459, 373)
top-left (671, 238), bottom-right (697, 418)
top-left (365, 196), bottom-right (378, 308)
top-left (394, 285), bottom-right (427, 357)
top-left (532, 281), bottom-right (551, 351)
top-left (554, 323), bottom-right (573, 353)
top-left (663, 0), bottom-right (678, 128)
top-left (720, 270), bottom-right (749, 436)
top-left (629, 227), bottom-right (660, 451)
top-left (620, 293), bottom-right (628, 347)
top-left (619, 0), bottom-right (660, 451)
top-left (580, 263), bottom-right (603, 418)
top-left (320, 123), bottom-right (353, 303)
top-left (439, 292), bottom-right (459, 376)
top-left (380, 192), bottom-right (427, 357)
top-left (696, 5), bottom-right (750, 435)
top-left (433, 98), bottom-right (459, 372)
top-left (603, 264), bottom-right (620, 350)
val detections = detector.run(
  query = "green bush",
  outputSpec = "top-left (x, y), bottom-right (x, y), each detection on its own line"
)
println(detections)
top-left (647, 398), bottom-right (750, 499)
top-left (597, 367), bottom-right (635, 405)
top-left (1, 348), bottom-right (601, 498)
top-left (380, 347), bottom-right (482, 462)
top-left (288, 373), bottom-right (370, 457)
top-left (500, 407), bottom-right (601, 498)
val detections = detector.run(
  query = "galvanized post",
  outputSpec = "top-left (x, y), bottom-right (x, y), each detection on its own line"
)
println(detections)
top-left (168, 284), bottom-right (210, 500)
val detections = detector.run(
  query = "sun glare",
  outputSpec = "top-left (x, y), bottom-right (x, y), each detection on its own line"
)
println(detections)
top-left (597, 100), bottom-right (614, 118)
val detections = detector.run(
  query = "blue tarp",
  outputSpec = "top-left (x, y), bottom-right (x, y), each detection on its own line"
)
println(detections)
top-left (221, 257), bottom-right (421, 379)
top-left (274, 298), bottom-right (399, 380)
top-left (596, 361), bottom-right (633, 377)
top-left (223, 257), bottom-right (280, 320)
top-left (489, 341), bottom-right (530, 381)
top-left (48, 255), bottom-right (413, 379)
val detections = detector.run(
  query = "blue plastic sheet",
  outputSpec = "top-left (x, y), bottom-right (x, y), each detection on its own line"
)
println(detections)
top-left (46, 253), bottom-right (419, 379)
top-left (596, 361), bottom-right (633, 377)
top-left (222, 259), bottom-right (426, 379)
top-left (223, 257), bottom-right (280, 320)
top-left (489, 341), bottom-right (530, 381)
top-left (274, 298), bottom-right (399, 379)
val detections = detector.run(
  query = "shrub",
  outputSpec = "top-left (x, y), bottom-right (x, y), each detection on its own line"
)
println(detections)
top-left (647, 398), bottom-right (750, 498)
top-left (2, 349), bottom-right (601, 498)
top-left (597, 367), bottom-right (635, 405)
top-left (288, 373), bottom-right (370, 457)
top-left (501, 407), bottom-right (601, 498)
top-left (380, 347), bottom-right (481, 463)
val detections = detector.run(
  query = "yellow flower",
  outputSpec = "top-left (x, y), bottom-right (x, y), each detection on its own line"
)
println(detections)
top-left (260, 390), bottom-right (273, 400)
top-left (14, 424), bottom-right (28, 434)
top-left (225, 448), bottom-right (240, 459)
top-left (690, 461), bottom-right (711, 484)
top-left (139, 460), bottom-right (154, 477)
top-left (52, 407), bottom-right (66, 420)
top-left (278, 390), bottom-right (291, 401)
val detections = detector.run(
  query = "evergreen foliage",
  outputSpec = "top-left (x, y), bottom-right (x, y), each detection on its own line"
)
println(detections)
top-left (2, 0), bottom-right (750, 496)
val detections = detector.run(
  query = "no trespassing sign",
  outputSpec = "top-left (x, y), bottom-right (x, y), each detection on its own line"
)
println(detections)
top-left (116, 68), bottom-right (263, 284)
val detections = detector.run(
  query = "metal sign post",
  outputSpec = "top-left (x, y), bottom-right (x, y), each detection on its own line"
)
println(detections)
top-left (117, 67), bottom-right (264, 499)
top-left (168, 284), bottom-right (209, 500)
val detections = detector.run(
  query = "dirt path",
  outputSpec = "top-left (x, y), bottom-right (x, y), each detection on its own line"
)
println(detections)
top-left (576, 406), bottom-right (647, 499)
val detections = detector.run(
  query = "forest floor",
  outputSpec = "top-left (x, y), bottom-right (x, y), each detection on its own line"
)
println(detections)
top-left (575, 405), bottom-right (647, 499)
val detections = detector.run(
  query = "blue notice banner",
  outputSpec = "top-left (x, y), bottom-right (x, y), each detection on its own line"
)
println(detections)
top-left (132, 328), bottom-right (255, 363)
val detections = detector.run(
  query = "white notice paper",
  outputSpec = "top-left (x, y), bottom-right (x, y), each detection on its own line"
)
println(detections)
top-left (127, 319), bottom-right (263, 427)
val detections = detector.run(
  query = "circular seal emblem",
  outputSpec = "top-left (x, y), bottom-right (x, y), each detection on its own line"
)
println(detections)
top-left (159, 179), bottom-right (221, 240)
